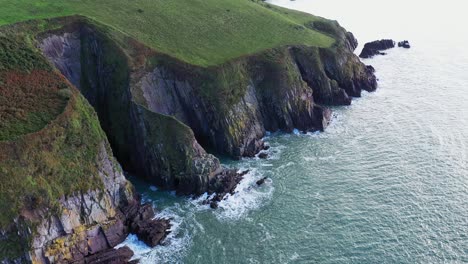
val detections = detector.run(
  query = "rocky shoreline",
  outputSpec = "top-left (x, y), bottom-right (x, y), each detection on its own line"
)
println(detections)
top-left (1, 15), bottom-right (378, 263)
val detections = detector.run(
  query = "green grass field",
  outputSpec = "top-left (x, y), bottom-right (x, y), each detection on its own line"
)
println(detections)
top-left (0, 0), bottom-right (334, 66)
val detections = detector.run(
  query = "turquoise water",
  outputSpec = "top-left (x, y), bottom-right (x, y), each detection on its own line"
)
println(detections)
top-left (121, 0), bottom-right (468, 263)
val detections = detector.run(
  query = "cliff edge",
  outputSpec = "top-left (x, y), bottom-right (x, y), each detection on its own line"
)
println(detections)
top-left (0, 2), bottom-right (377, 262)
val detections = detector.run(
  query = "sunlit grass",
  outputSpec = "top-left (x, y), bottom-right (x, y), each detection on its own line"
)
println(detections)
top-left (0, 0), bottom-right (334, 66)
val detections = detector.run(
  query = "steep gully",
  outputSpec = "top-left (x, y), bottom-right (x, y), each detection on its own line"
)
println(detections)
top-left (37, 17), bottom-right (377, 262)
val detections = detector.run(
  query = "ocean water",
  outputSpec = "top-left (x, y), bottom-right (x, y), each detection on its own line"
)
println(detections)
top-left (121, 0), bottom-right (468, 263)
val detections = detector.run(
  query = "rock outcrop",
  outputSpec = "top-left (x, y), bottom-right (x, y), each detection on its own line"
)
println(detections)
top-left (83, 246), bottom-right (134, 264)
top-left (398, 40), bottom-right (411, 48)
top-left (0, 122), bottom-right (170, 263)
top-left (2, 8), bottom-right (378, 264)
top-left (0, 33), bottom-right (171, 262)
top-left (359, 39), bottom-right (396, 58)
top-left (38, 21), bottom-right (227, 196)
top-left (37, 15), bottom-right (376, 193)
top-left (2, 139), bottom-right (170, 263)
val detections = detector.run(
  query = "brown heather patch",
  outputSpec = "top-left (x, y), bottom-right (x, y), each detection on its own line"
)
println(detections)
top-left (0, 70), bottom-right (69, 141)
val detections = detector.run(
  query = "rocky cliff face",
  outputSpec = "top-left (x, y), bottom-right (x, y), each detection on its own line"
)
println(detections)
top-left (126, 23), bottom-right (376, 159)
top-left (39, 22), bottom-right (223, 195)
top-left (0, 81), bottom-right (171, 263)
top-left (0, 13), bottom-right (378, 263)
top-left (38, 16), bottom-right (376, 194)
top-left (28, 143), bottom-right (134, 263)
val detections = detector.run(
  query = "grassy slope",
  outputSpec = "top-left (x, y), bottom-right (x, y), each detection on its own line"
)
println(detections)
top-left (0, 33), bottom-right (108, 258)
top-left (0, 0), bottom-right (334, 66)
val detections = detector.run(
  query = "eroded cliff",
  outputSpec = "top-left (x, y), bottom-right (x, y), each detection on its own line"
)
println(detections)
top-left (0, 10), bottom-right (377, 262)
top-left (120, 19), bottom-right (377, 160)
top-left (0, 31), bottom-right (169, 263)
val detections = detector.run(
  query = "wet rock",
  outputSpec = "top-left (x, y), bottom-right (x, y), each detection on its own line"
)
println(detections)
top-left (263, 145), bottom-right (270, 151)
top-left (84, 246), bottom-right (134, 264)
top-left (123, 201), bottom-right (171, 247)
top-left (204, 170), bottom-right (249, 207)
top-left (398, 40), bottom-right (411, 48)
top-left (210, 201), bottom-right (219, 209)
top-left (258, 152), bottom-right (268, 159)
top-left (209, 170), bottom-right (246, 198)
top-left (256, 177), bottom-right (268, 186)
top-left (359, 39), bottom-right (395, 58)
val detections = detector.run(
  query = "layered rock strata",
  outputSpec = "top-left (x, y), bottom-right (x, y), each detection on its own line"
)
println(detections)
top-left (38, 17), bottom-right (376, 194)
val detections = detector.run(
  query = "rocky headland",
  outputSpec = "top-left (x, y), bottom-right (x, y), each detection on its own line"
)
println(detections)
top-left (0, 6), bottom-right (377, 263)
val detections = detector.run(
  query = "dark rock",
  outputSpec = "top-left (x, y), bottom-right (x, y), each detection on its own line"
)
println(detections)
top-left (242, 139), bottom-right (265, 158)
top-left (366, 65), bottom-right (375, 73)
top-left (209, 169), bottom-right (246, 196)
top-left (256, 177), bottom-right (268, 186)
top-left (263, 145), bottom-right (270, 150)
top-left (359, 39), bottom-right (395, 58)
top-left (258, 152), bottom-right (268, 159)
top-left (123, 202), bottom-right (171, 247)
top-left (210, 201), bottom-right (219, 209)
top-left (204, 170), bottom-right (249, 206)
top-left (84, 246), bottom-right (134, 264)
top-left (398, 40), bottom-right (411, 48)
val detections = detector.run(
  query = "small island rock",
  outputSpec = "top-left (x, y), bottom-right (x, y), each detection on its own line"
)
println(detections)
top-left (359, 39), bottom-right (395, 58)
top-left (398, 40), bottom-right (411, 48)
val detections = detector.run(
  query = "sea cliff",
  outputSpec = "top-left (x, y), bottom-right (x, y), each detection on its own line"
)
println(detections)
top-left (0, 8), bottom-right (376, 263)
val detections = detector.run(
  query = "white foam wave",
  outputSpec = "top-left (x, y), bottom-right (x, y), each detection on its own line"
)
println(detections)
top-left (117, 204), bottom-right (193, 263)
top-left (116, 234), bottom-right (152, 257)
top-left (214, 168), bottom-right (274, 221)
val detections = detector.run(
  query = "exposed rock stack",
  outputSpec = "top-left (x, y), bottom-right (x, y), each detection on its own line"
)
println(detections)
top-left (398, 40), bottom-right (411, 48)
top-left (359, 39), bottom-right (396, 58)
top-left (122, 199), bottom-right (171, 247)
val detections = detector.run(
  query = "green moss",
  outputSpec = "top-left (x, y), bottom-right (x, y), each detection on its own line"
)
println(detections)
top-left (138, 105), bottom-right (198, 179)
top-left (0, 33), bottom-right (51, 72)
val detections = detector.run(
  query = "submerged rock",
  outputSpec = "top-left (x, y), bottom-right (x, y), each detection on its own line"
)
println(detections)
top-left (398, 40), bottom-right (411, 48)
top-left (359, 39), bottom-right (395, 58)
top-left (258, 152), bottom-right (268, 159)
top-left (210, 201), bottom-right (219, 209)
top-left (256, 177), bottom-right (268, 186)
top-left (205, 170), bottom-right (250, 208)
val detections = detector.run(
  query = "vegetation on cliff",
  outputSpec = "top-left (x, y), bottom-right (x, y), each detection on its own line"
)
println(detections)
top-left (0, 0), bottom-right (334, 66)
top-left (0, 1), bottom-right (378, 262)
top-left (0, 34), bottom-right (111, 259)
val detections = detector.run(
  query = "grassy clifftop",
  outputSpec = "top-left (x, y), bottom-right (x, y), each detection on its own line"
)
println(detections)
top-left (0, 0), bottom-right (334, 66)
